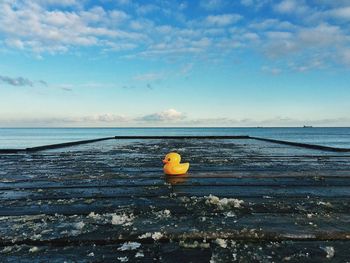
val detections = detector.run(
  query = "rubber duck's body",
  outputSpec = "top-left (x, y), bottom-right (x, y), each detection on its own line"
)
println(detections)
top-left (162, 152), bottom-right (189, 175)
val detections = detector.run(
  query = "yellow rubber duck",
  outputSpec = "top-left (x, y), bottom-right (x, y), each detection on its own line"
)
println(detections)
top-left (162, 152), bottom-right (190, 175)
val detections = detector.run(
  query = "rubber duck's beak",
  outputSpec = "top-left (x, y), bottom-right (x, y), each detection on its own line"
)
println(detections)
top-left (162, 159), bottom-right (167, 164)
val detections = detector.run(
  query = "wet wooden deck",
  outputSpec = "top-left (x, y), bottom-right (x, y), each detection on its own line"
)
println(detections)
top-left (1, 137), bottom-right (350, 262)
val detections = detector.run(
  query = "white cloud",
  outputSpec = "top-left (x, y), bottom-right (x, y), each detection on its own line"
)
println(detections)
top-left (292, 59), bottom-right (324, 72)
top-left (138, 109), bottom-right (186, 122)
top-left (249, 19), bottom-right (296, 30)
top-left (329, 6), bottom-right (350, 20)
top-left (241, 0), bottom-right (271, 9)
top-left (0, 0), bottom-right (350, 70)
top-left (2, 110), bottom-right (350, 127)
top-left (274, 0), bottom-right (308, 14)
top-left (108, 10), bottom-right (130, 22)
top-left (205, 14), bottom-right (242, 26)
top-left (4, 38), bottom-right (25, 49)
top-left (136, 4), bottom-right (159, 15)
top-left (341, 49), bottom-right (350, 65)
top-left (262, 23), bottom-right (349, 68)
top-left (0, 1), bottom-right (143, 54)
top-left (82, 114), bottom-right (129, 123)
top-left (37, 0), bottom-right (79, 7)
top-left (274, 0), bottom-right (297, 13)
top-left (298, 24), bottom-right (346, 46)
top-left (12, 109), bottom-right (187, 125)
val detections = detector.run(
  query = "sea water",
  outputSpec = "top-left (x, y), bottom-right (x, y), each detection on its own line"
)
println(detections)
top-left (1, 127), bottom-right (350, 149)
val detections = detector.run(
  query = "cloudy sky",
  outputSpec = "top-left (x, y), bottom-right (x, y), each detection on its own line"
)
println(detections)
top-left (0, 0), bottom-right (350, 127)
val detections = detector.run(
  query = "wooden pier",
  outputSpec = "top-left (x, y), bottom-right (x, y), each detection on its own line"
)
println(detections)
top-left (1, 136), bottom-right (350, 262)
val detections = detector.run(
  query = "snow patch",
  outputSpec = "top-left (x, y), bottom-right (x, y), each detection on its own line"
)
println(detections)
top-left (87, 212), bottom-right (101, 220)
top-left (118, 242), bottom-right (141, 251)
top-left (118, 256), bottom-right (129, 262)
top-left (29, 246), bottom-right (39, 253)
top-left (138, 233), bottom-right (152, 239)
top-left (154, 209), bottom-right (171, 219)
top-left (75, 221), bottom-right (85, 230)
top-left (111, 213), bottom-right (134, 226)
top-left (215, 238), bottom-right (227, 248)
top-left (321, 246), bottom-right (335, 258)
top-left (152, 232), bottom-right (163, 240)
top-left (205, 194), bottom-right (244, 209)
top-left (179, 240), bottom-right (210, 248)
top-left (1, 247), bottom-right (12, 253)
top-left (317, 201), bottom-right (333, 207)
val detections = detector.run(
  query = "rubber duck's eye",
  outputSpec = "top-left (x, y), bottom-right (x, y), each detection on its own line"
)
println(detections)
top-left (168, 158), bottom-right (171, 161)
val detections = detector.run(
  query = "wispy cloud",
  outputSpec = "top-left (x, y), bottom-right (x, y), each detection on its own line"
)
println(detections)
top-left (2, 112), bottom-right (350, 127)
top-left (0, 74), bottom-right (50, 87)
top-left (133, 72), bottom-right (164, 82)
top-left (0, 75), bottom-right (33, 87)
top-left (0, 109), bottom-right (187, 126)
top-left (137, 109), bottom-right (186, 122)
top-left (179, 63), bottom-right (194, 76)
top-left (261, 66), bottom-right (282, 75)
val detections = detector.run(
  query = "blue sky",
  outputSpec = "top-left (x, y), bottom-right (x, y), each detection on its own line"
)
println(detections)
top-left (0, 0), bottom-right (350, 127)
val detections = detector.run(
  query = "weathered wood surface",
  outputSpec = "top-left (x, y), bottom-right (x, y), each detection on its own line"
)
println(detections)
top-left (1, 138), bottom-right (350, 262)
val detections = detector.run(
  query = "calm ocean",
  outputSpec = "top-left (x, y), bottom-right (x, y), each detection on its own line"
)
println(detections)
top-left (1, 127), bottom-right (350, 149)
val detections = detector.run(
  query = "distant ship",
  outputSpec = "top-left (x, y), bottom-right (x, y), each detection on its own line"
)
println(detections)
top-left (303, 125), bottom-right (313, 128)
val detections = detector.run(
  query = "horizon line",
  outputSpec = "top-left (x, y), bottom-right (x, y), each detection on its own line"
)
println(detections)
top-left (1, 126), bottom-right (350, 129)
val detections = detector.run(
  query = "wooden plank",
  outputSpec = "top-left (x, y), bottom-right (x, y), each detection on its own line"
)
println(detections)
top-left (0, 186), bottom-right (171, 201)
top-left (2, 169), bottom-right (350, 185)
top-left (1, 241), bottom-right (349, 262)
top-left (2, 184), bottom-right (350, 201)
top-left (3, 176), bottom-right (350, 191)
top-left (2, 211), bottom-right (350, 245)
top-left (0, 196), bottom-right (350, 216)
top-left (173, 185), bottom-right (350, 198)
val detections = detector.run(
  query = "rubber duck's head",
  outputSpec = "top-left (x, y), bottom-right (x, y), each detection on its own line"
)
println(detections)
top-left (162, 152), bottom-right (181, 165)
